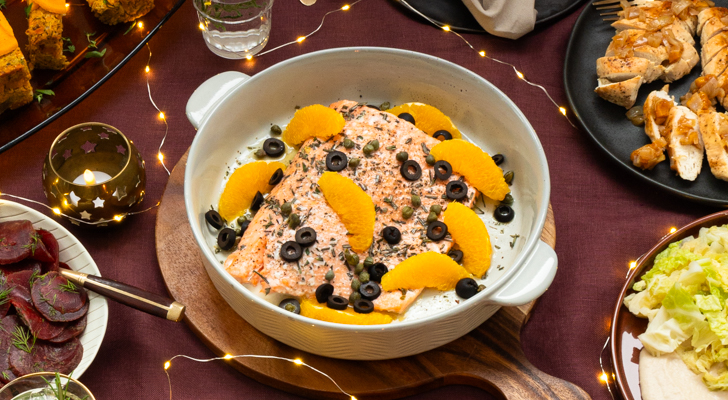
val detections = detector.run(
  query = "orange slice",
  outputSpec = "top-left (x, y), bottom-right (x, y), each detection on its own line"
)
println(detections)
top-left (0, 13), bottom-right (18, 56)
top-left (430, 139), bottom-right (509, 201)
top-left (443, 202), bottom-right (492, 278)
top-left (281, 104), bottom-right (346, 146)
top-left (300, 299), bottom-right (393, 325)
top-left (318, 172), bottom-right (375, 253)
top-left (385, 103), bottom-right (462, 139)
top-left (34, 0), bottom-right (67, 15)
top-left (218, 161), bottom-right (285, 221)
top-left (381, 252), bottom-right (470, 292)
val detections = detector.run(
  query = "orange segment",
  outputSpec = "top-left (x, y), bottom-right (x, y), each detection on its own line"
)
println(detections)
top-left (385, 103), bottom-right (462, 139)
top-left (300, 299), bottom-right (393, 325)
top-left (218, 161), bottom-right (286, 221)
top-left (34, 0), bottom-right (67, 15)
top-left (0, 13), bottom-right (18, 56)
top-left (443, 202), bottom-right (492, 278)
top-left (318, 172), bottom-right (375, 253)
top-left (281, 104), bottom-right (346, 146)
top-left (430, 139), bottom-right (509, 201)
top-left (381, 252), bottom-right (470, 292)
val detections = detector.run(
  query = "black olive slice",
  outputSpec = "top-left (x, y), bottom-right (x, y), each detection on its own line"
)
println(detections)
top-left (268, 168), bottom-right (284, 185)
top-left (295, 227), bottom-right (317, 247)
top-left (250, 191), bottom-right (264, 211)
top-left (433, 160), bottom-right (453, 181)
top-left (279, 298), bottom-right (301, 314)
top-left (327, 295), bottom-right (349, 310)
top-left (237, 220), bottom-right (250, 237)
top-left (353, 299), bottom-right (374, 314)
top-left (326, 151), bottom-right (348, 172)
top-left (426, 221), bottom-right (448, 241)
top-left (280, 241), bottom-right (303, 262)
top-left (217, 228), bottom-right (237, 250)
top-left (368, 263), bottom-right (389, 283)
top-left (263, 138), bottom-right (285, 157)
top-left (456, 278), bottom-right (478, 299)
top-left (205, 210), bottom-right (225, 230)
top-left (448, 249), bottom-right (463, 263)
top-left (381, 226), bottom-right (401, 245)
top-left (491, 154), bottom-right (505, 166)
top-left (315, 283), bottom-right (334, 303)
top-left (494, 205), bottom-right (515, 223)
top-left (398, 112), bottom-right (415, 124)
top-left (359, 281), bottom-right (381, 301)
top-left (400, 160), bottom-right (422, 181)
top-left (445, 181), bottom-right (468, 201)
top-left (433, 130), bottom-right (453, 140)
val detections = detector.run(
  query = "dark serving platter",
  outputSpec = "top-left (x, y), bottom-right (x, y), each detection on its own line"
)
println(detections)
top-left (0, 0), bottom-right (185, 154)
top-left (394, 0), bottom-right (588, 33)
top-left (564, 1), bottom-right (728, 207)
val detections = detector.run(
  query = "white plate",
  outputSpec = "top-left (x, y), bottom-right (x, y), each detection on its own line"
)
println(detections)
top-left (0, 200), bottom-right (108, 379)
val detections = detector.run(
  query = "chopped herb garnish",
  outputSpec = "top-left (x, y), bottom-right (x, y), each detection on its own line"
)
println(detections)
top-left (0, 0), bottom-right (6, 9)
top-left (123, 20), bottom-right (136, 35)
top-left (11, 326), bottom-right (35, 354)
top-left (84, 48), bottom-right (107, 58)
top-left (509, 234), bottom-right (520, 249)
top-left (62, 37), bottom-right (75, 53)
top-left (34, 89), bottom-right (55, 103)
top-left (59, 279), bottom-right (78, 293)
top-left (85, 31), bottom-right (98, 49)
top-left (0, 287), bottom-right (12, 306)
top-left (22, 233), bottom-right (41, 255)
top-left (24, 2), bottom-right (31, 17)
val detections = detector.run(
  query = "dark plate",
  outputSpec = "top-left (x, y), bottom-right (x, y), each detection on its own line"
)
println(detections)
top-left (564, 2), bottom-right (728, 206)
top-left (0, 0), bottom-right (185, 154)
top-left (610, 210), bottom-right (728, 400)
top-left (395, 0), bottom-right (587, 33)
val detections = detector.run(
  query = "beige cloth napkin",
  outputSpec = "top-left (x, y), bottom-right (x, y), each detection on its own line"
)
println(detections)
top-left (461, 0), bottom-right (537, 39)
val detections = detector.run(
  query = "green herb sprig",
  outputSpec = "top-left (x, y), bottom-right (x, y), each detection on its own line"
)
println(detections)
top-left (59, 279), bottom-right (78, 294)
top-left (0, 287), bottom-right (13, 306)
top-left (0, 0), bottom-right (6, 10)
top-left (22, 233), bottom-right (41, 255)
top-left (11, 326), bottom-right (35, 354)
top-left (62, 37), bottom-right (75, 53)
top-left (84, 48), bottom-right (106, 58)
top-left (34, 89), bottom-right (55, 103)
top-left (24, 2), bottom-right (32, 18)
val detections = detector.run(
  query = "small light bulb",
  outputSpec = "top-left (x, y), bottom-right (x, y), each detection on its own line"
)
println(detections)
top-left (113, 215), bottom-right (124, 222)
top-left (158, 152), bottom-right (164, 162)
top-left (145, 66), bottom-right (150, 73)
top-left (137, 21), bottom-right (143, 29)
top-left (246, 55), bottom-right (253, 60)
top-left (65, 3), bottom-right (69, 7)
top-left (559, 107), bottom-right (567, 116)
top-left (442, 25), bottom-right (450, 31)
top-left (599, 372), bottom-right (609, 383)
top-left (341, 4), bottom-right (349, 10)
top-left (52, 208), bottom-right (61, 215)
top-left (669, 227), bottom-right (677, 234)
top-left (63, 199), bottom-right (69, 207)
top-left (516, 71), bottom-right (524, 79)
top-left (199, 22), bottom-right (205, 30)
top-left (164, 361), bottom-right (171, 370)
top-left (479, 50), bottom-right (486, 57)
top-left (158, 111), bottom-right (165, 120)
top-left (297, 36), bottom-right (306, 43)
top-left (629, 261), bottom-right (637, 269)
top-left (223, 354), bottom-right (233, 360)
top-left (293, 358), bottom-right (303, 365)
top-left (350, 397), bottom-right (357, 400)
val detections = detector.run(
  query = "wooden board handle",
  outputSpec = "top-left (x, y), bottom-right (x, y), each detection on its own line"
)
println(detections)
top-left (60, 269), bottom-right (185, 322)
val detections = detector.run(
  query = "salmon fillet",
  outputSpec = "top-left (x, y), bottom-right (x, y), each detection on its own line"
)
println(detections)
top-left (224, 100), bottom-right (478, 315)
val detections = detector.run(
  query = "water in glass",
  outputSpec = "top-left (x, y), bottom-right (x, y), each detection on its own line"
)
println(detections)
top-left (195, 0), bottom-right (273, 59)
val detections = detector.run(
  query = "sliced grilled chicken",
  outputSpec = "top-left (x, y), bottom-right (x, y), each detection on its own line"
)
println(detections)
top-left (668, 21), bottom-right (696, 45)
top-left (596, 57), bottom-right (664, 83)
top-left (700, 14), bottom-right (728, 45)
top-left (606, 30), bottom-right (669, 65)
top-left (595, 76), bottom-right (644, 109)
top-left (701, 31), bottom-right (728, 68)
top-left (663, 43), bottom-right (700, 82)
top-left (664, 106), bottom-right (704, 180)
top-left (698, 111), bottom-right (728, 181)
top-left (698, 7), bottom-right (728, 39)
top-left (644, 85), bottom-right (675, 142)
top-left (703, 46), bottom-right (728, 76)
top-left (613, 2), bottom-right (693, 33)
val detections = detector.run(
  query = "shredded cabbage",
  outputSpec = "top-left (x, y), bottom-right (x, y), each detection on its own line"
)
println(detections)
top-left (625, 225), bottom-right (728, 390)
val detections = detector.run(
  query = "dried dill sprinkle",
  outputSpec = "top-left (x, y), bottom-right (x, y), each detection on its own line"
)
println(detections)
top-left (405, 137), bottom-right (412, 144)
top-left (509, 234), bottom-right (520, 249)
top-left (421, 142), bottom-right (430, 155)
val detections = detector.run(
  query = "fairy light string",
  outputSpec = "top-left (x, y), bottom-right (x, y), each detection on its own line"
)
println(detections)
top-left (163, 354), bottom-right (357, 400)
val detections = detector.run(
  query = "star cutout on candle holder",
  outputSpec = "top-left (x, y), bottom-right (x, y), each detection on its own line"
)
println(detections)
top-left (81, 141), bottom-right (97, 154)
top-left (57, 135), bottom-right (68, 143)
top-left (127, 195), bottom-right (136, 206)
top-left (113, 186), bottom-right (127, 201)
top-left (80, 126), bottom-right (92, 132)
top-left (51, 151), bottom-right (58, 159)
top-left (68, 191), bottom-right (81, 207)
top-left (92, 197), bottom-right (105, 208)
top-left (98, 132), bottom-right (109, 140)
top-left (79, 210), bottom-right (92, 220)
top-left (63, 149), bottom-right (72, 160)
top-left (116, 145), bottom-right (126, 155)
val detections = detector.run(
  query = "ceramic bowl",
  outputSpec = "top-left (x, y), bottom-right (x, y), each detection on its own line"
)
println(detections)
top-left (184, 47), bottom-right (556, 360)
top-left (0, 200), bottom-right (109, 377)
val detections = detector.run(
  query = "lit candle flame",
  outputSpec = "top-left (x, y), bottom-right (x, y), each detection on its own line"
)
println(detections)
top-left (83, 169), bottom-right (96, 185)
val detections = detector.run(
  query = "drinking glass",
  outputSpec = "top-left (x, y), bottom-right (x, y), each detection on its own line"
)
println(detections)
top-left (0, 372), bottom-right (95, 400)
top-left (194, 0), bottom-right (273, 59)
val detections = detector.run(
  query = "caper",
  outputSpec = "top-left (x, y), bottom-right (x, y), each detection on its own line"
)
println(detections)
top-left (288, 213), bottom-right (300, 229)
top-left (281, 202), bottom-right (292, 216)
top-left (325, 270), bottom-right (335, 281)
top-left (359, 271), bottom-right (370, 283)
top-left (271, 125), bottom-right (282, 135)
top-left (343, 138), bottom-right (355, 149)
top-left (501, 193), bottom-right (514, 205)
top-left (430, 204), bottom-right (442, 215)
top-left (349, 157), bottom-right (361, 168)
top-left (237, 216), bottom-right (247, 226)
top-left (354, 263), bottom-right (364, 274)
top-left (370, 140), bottom-right (380, 151)
top-left (401, 206), bottom-right (414, 219)
top-left (349, 291), bottom-right (361, 304)
top-left (411, 195), bottom-right (421, 207)
top-left (345, 250), bottom-right (359, 266)
top-left (363, 256), bottom-right (373, 268)
top-left (255, 149), bottom-right (266, 158)
top-left (396, 151), bottom-right (408, 162)
top-left (426, 154), bottom-right (436, 165)
top-left (363, 144), bottom-right (375, 156)
top-left (426, 211), bottom-right (438, 224)
top-left (477, 284), bottom-right (486, 293)
top-left (379, 101), bottom-right (390, 111)
top-left (504, 171), bottom-right (514, 185)
top-left (351, 278), bottom-right (361, 291)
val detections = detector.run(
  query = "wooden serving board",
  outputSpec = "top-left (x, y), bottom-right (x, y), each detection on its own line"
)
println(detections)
top-left (155, 150), bottom-right (590, 400)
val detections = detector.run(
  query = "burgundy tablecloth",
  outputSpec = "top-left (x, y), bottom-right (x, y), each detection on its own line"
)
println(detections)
top-left (0, 0), bottom-right (718, 398)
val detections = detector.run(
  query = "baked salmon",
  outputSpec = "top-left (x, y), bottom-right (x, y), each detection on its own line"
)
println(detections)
top-left (224, 100), bottom-right (478, 314)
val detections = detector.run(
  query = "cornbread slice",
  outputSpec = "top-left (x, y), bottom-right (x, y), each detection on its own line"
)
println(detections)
top-left (26, 4), bottom-right (68, 70)
top-left (0, 48), bottom-right (33, 114)
top-left (87, 0), bottom-right (154, 25)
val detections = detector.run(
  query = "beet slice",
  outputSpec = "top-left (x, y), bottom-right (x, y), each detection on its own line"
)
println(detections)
top-left (0, 315), bottom-right (20, 384)
top-left (37, 230), bottom-right (59, 272)
top-left (10, 282), bottom-right (65, 341)
top-left (31, 272), bottom-right (88, 322)
top-left (0, 259), bottom-right (42, 277)
top-left (0, 275), bottom-right (13, 319)
top-left (0, 221), bottom-right (34, 265)
top-left (48, 313), bottom-right (86, 343)
top-left (28, 234), bottom-right (53, 264)
top-left (9, 336), bottom-right (83, 377)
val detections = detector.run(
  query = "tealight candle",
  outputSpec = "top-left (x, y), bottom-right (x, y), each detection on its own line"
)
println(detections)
top-left (42, 123), bottom-right (146, 226)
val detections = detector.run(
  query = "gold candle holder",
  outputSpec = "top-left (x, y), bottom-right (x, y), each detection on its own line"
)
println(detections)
top-left (42, 122), bottom-right (146, 226)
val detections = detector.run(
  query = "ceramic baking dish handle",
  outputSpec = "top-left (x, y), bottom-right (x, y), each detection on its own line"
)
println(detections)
top-left (488, 240), bottom-right (557, 306)
top-left (186, 71), bottom-right (251, 129)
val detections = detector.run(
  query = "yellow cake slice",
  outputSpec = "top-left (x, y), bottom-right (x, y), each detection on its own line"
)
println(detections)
top-left (0, 12), bottom-right (33, 113)
top-left (26, 2), bottom-right (68, 70)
